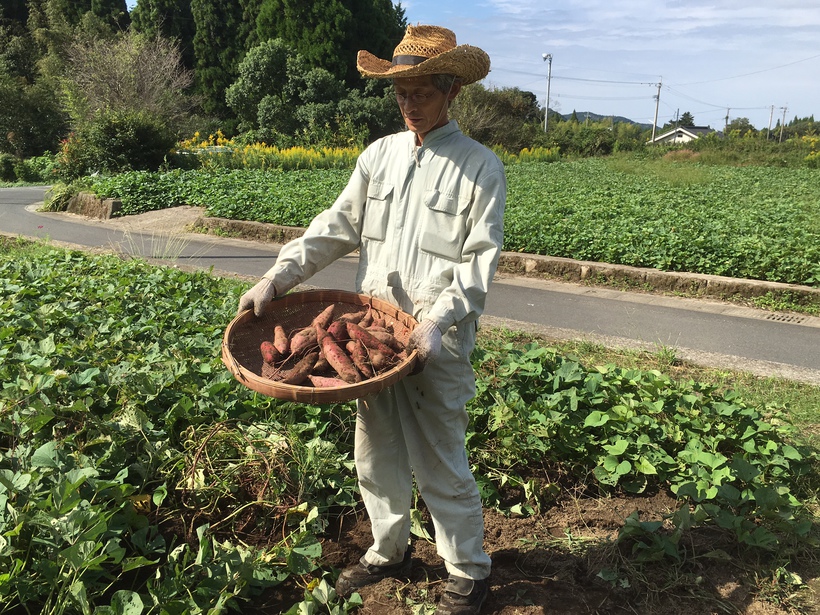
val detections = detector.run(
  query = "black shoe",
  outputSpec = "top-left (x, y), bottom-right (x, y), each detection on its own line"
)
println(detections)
top-left (334, 550), bottom-right (412, 597)
top-left (436, 575), bottom-right (489, 615)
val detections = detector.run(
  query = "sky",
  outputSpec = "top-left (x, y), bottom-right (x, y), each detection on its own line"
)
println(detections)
top-left (398, 0), bottom-right (820, 130)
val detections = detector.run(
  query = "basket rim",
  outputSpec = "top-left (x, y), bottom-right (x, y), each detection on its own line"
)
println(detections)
top-left (222, 289), bottom-right (419, 403)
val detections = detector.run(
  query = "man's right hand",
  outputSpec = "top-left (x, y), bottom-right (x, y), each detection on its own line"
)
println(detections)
top-left (238, 278), bottom-right (277, 317)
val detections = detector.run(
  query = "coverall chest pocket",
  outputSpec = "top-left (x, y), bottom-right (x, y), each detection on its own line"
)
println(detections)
top-left (419, 189), bottom-right (470, 262)
top-left (362, 181), bottom-right (394, 242)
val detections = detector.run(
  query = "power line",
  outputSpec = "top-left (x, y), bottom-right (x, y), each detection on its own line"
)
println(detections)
top-left (674, 52), bottom-right (820, 86)
top-left (501, 67), bottom-right (653, 86)
top-left (664, 85), bottom-right (773, 113)
top-left (553, 75), bottom-right (656, 86)
top-left (556, 93), bottom-right (653, 102)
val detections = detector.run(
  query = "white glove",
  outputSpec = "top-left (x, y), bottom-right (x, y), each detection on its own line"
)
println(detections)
top-left (407, 319), bottom-right (442, 369)
top-left (238, 278), bottom-right (276, 317)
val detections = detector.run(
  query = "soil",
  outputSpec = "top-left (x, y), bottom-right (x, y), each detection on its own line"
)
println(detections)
top-left (230, 491), bottom-right (816, 615)
top-left (98, 205), bottom-right (207, 234)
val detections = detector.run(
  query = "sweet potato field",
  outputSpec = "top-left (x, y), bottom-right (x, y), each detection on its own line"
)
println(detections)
top-left (1, 238), bottom-right (818, 614)
top-left (85, 158), bottom-right (820, 287)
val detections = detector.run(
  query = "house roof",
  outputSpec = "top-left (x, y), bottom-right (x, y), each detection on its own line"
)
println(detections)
top-left (648, 125), bottom-right (723, 144)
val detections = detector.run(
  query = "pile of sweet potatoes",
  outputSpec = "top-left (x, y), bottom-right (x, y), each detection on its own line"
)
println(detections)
top-left (258, 303), bottom-right (409, 388)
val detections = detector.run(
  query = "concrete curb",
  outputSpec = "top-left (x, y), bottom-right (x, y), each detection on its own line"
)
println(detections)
top-left (190, 214), bottom-right (820, 307)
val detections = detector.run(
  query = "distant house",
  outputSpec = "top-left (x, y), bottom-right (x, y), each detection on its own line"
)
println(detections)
top-left (647, 126), bottom-right (722, 145)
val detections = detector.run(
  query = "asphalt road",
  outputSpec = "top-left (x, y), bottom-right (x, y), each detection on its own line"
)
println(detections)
top-left (2, 186), bottom-right (818, 384)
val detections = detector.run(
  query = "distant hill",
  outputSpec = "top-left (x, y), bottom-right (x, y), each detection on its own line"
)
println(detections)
top-left (557, 110), bottom-right (654, 131)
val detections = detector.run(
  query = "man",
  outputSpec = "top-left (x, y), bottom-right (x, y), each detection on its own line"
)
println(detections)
top-left (239, 24), bottom-right (506, 615)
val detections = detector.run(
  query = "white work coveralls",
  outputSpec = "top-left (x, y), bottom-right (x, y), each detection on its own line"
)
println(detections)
top-left (264, 120), bottom-right (506, 581)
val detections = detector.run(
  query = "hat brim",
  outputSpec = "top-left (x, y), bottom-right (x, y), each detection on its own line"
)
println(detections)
top-left (357, 45), bottom-right (490, 85)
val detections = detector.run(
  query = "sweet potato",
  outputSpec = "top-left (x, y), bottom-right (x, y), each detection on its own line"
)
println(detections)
top-left (311, 304), bottom-right (336, 330)
top-left (312, 326), bottom-right (331, 372)
top-left (346, 339), bottom-right (374, 379)
top-left (273, 325), bottom-right (289, 355)
top-left (366, 329), bottom-right (404, 353)
top-left (260, 340), bottom-right (280, 365)
top-left (321, 335), bottom-right (362, 383)
top-left (371, 317), bottom-right (386, 329)
top-left (359, 307), bottom-right (374, 328)
top-left (309, 375), bottom-right (350, 388)
top-left (279, 350), bottom-right (319, 384)
top-left (327, 319), bottom-right (348, 342)
top-left (347, 322), bottom-right (395, 357)
top-left (366, 347), bottom-right (392, 372)
top-left (289, 325), bottom-right (318, 355)
top-left (313, 350), bottom-right (330, 374)
top-left (336, 310), bottom-right (366, 325)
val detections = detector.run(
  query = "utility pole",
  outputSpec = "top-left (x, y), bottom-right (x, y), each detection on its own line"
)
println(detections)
top-left (779, 106), bottom-right (788, 143)
top-left (767, 105), bottom-right (774, 141)
top-left (542, 53), bottom-right (552, 132)
top-left (724, 108), bottom-right (730, 134)
top-left (650, 80), bottom-right (662, 142)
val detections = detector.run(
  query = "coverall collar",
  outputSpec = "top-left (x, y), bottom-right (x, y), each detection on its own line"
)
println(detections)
top-left (412, 119), bottom-right (460, 149)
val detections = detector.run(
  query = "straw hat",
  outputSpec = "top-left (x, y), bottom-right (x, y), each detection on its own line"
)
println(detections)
top-left (357, 25), bottom-right (490, 85)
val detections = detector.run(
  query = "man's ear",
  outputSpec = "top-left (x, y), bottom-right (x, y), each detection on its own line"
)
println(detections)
top-left (447, 81), bottom-right (462, 103)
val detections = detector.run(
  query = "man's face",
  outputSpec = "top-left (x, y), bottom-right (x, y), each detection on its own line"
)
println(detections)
top-left (393, 75), bottom-right (461, 142)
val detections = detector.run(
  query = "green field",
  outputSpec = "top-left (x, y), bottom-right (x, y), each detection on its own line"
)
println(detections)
top-left (1, 238), bottom-right (818, 613)
top-left (87, 158), bottom-right (820, 288)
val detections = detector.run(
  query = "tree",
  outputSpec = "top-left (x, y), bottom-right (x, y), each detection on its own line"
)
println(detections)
top-left (256, 0), bottom-right (351, 81)
top-left (679, 111), bottom-right (695, 127)
top-left (130, 0), bottom-right (197, 69)
top-left (338, 0), bottom-right (405, 86)
top-left (255, 0), bottom-right (404, 87)
top-left (0, 71), bottom-right (68, 157)
top-left (545, 117), bottom-right (616, 157)
top-left (225, 38), bottom-right (290, 130)
top-left (0, 0), bottom-right (29, 30)
top-left (191, 0), bottom-right (246, 118)
top-left (55, 29), bottom-right (192, 178)
top-left (451, 84), bottom-right (541, 151)
top-left (661, 111), bottom-right (695, 132)
top-left (726, 117), bottom-right (756, 138)
top-left (226, 39), bottom-right (401, 146)
top-left (46, 0), bottom-right (129, 29)
top-left (0, 23), bottom-right (40, 82)
top-left (63, 29), bottom-right (194, 129)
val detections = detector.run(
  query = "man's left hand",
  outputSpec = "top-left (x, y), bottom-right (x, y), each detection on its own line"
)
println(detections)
top-left (407, 319), bottom-right (442, 370)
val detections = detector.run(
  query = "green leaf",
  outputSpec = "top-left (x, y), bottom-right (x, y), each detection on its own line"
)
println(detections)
top-left (584, 410), bottom-right (609, 427)
top-left (71, 367), bottom-right (101, 386)
top-left (603, 439), bottom-right (628, 456)
top-left (615, 460), bottom-right (632, 476)
top-left (31, 441), bottom-right (59, 468)
top-left (69, 580), bottom-right (91, 615)
top-left (410, 508), bottom-right (433, 540)
top-left (730, 457), bottom-right (761, 482)
top-left (152, 484), bottom-right (168, 507)
top-left (781, 444), bottom-right (802, 461)
top-left (744, 526), bottom-right (778, 549)
top-left (753, 486), bottom-right (780, 510)
top-left (39, 335), bottom-right (57, 355)
top-left (121, 556), bottom-right (160, 573)
top-left (109, 590), bottom-right (145, 615)
top-left (635, 457), bottom-right (657, 475)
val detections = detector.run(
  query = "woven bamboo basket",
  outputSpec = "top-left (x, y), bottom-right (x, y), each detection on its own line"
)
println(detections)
top-left (222, 289), bottom-right (419, 403)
